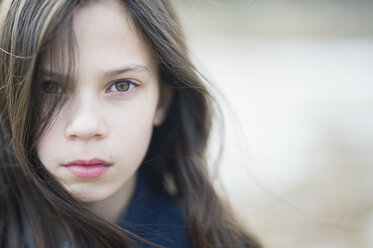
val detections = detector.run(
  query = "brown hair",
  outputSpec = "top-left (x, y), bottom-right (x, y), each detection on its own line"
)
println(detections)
top-left (0, 0), bottom-right (261, 247)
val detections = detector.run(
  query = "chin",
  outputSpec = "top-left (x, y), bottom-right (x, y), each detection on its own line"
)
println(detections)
top-left (75, 192), bottom-right (109, 203)
top-left (64, 183), bottom-right (116, 203)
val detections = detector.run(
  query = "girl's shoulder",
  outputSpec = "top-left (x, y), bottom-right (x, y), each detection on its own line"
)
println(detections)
top-left (120, 168), bottom-right (190, 248)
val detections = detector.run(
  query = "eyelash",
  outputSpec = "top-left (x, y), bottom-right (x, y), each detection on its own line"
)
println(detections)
top-left (106, 79), bottom-right (138, 93)
top-left (41, 81), bottom-right (66, 95)
top-left (41, 79), bottom-right (139, 95)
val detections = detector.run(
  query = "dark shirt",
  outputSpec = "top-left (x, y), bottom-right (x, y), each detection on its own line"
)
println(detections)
top-left (120, 168), bottom-right (190, 248)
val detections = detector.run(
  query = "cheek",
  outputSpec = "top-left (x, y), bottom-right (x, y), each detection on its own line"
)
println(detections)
top-left (108, 86), bottom-right (159, 156)
top-left (109, 103), bottom-right (156, 162)
top-left (36, 119), bottom-right (64, 169)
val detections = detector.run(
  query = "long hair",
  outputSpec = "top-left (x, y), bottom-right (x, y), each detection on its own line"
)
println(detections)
top-left (0, 0), bottom-right (261, 247)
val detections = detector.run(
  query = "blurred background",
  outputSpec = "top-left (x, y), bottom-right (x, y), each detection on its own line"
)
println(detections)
top-left (174, 0), bottom-right (373, 247)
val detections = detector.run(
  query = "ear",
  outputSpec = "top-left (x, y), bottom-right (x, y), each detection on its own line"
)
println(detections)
top-left (153, 85), bottom-right (173, 127)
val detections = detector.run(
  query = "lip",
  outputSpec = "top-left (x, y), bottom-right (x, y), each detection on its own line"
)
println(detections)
top-left (64, 158), bottom-right (112, 167)
top-left (63, 158), bottom-right (112, 178)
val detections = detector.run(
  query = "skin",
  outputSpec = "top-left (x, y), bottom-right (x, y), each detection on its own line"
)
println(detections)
top-left (36, 0), bottom-right (171, 223)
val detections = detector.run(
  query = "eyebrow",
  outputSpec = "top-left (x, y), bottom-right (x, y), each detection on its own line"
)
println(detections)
top-left (102, 64), bottom-right (150, 76)
top-left (40, 64), bottom-right (150, 78)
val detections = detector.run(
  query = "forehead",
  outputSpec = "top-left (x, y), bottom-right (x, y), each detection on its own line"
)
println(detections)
top-left (42, 0), bottom-right (156, 77)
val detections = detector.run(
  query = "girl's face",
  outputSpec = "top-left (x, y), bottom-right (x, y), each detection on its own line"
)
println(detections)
top-left (36, 0), bottom-right (169, 205)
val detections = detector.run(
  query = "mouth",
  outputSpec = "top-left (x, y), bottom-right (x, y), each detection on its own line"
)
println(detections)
top-left (63, 158), bottom-right (112, 178)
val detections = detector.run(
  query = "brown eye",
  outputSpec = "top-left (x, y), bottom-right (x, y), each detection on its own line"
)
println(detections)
top-left (42, 81), bottom-right (64, 94)
top-left (107, 79), bottom-right (137, 92)
top-left (114, 81), bottom-right (130, 91)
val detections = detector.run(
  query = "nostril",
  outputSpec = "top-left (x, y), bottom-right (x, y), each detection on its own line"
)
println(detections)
top-left (65, 111), bottom-right (108, 140)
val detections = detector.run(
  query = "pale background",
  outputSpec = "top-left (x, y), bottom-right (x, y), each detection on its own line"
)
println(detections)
top-left (174, 1), bottom-right (373, 247)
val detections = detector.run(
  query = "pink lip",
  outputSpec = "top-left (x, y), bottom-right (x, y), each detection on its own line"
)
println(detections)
top-left (63, 158), bottom-right (112, 178)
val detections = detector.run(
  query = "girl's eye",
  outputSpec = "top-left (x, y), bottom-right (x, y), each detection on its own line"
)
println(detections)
top-left (107, 80), bottom-right (137, 93)
top-left (42, 81), bottom-right (64, 95)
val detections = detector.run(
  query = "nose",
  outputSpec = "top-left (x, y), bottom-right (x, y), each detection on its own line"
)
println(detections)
top-left (65, 96), bottom-right (108, 141)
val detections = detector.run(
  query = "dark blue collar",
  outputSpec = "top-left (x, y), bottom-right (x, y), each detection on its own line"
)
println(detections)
top-left (119, 168), bottom-right (190, 248)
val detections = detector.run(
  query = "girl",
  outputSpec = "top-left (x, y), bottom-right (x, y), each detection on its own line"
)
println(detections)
top-left (0, 0), bottom-right (261, 247)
